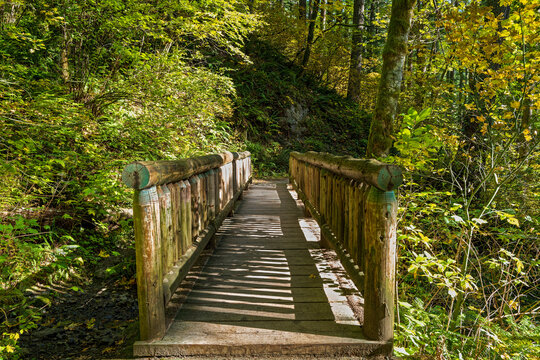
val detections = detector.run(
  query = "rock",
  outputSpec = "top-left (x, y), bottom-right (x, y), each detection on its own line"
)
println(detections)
top-left (33, 327), bottom-right (63, 338)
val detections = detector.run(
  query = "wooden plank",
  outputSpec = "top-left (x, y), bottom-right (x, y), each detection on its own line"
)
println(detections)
top-left (176, 302), bottom-right (355, 322)
top-left (134, 321), bottom-right (390, 357)
top-left (201, 264), bottom-right (320, 276)
top-left (192, 274), bottom-right (325, 288)
top-left (186, 286), bottom-right (331, 303)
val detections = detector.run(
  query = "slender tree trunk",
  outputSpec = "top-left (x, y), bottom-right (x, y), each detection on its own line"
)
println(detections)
top-left (60, 23), bottom-right (70, 84)
top-left (365, 0), bottom-right (378, 62)
top-left (301, 0), bottom-right (321, 70)
top-left (321, 0), bottom-right (327, 30)
top-left (299, 0), bottom-right (307, 20)
top-left (347, 0), bottom-right (366, 101)
top-left (519, 98), bottom-right (532, 159)
top-left (366, 0), bottom-right (416, 157)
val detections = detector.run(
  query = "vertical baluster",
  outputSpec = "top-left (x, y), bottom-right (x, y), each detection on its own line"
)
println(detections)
top-left (319, 169), bottom-right (327, 222)
top-left (336, 177), bottom-right (343, 242)
top-left (200, 172), bottom-right (208, 229)
top-left (217, 165), bottom-right (224, 213)
top-left (177, 181), bottom-right (186, 255)
top-left (314, 167), bottom-right (318, 208)
top-left (347, 181), bottom-right (355, 259)
top-left (233, 158), bottom-right (239, 195)
top-left (228, 162), bottom-right (233, 204)
top-left (166, 183), bottom-right (179, 261)
top-left (357, 183), bottom-right (368, 272)
top-left (330, 173), bottom-right (337, 235)
top-left (157, 185), bottom-right (173, 275)
top-left (181, 180), bottom-right (192, 250)
top-left (197, 174), bottom-right (204, 234)
top-left (350, 181), bottom-right (359, 264)
top-left (189, 175), bottom-right (200, 241)
top-left (207, 169), bottom-right (216, 222)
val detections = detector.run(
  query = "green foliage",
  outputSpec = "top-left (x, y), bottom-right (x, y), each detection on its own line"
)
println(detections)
top-left (230, 39), bottom-right (370, 175)
top-left (0, 0), bottom-right (260, 357)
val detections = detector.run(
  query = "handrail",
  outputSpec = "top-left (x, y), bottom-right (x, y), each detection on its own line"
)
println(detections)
top-left (289, 151), bottom-right (402, 342)
top-left (123, 151), bottom-right (251, 341)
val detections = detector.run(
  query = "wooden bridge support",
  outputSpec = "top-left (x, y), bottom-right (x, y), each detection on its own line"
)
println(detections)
top-left (123, 152), bottom-right (252, 341)
top-left (289, 151), bottom-right (402, 343)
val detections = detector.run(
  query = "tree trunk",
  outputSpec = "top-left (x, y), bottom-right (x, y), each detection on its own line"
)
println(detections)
top-left (321, 0), bottom-right (327, 29)
top-left (60, 24), bottom-right (70, 84)
top-left (299, 0), bottom-right (307, 20)
top-left (365, 0), bottom-right (378, 61)
top-left (366, 0), bottom-right (416, 158)
top-left (300, 0), bottom-right (321, 70)
top-left (347, 0), bottom-right (366, 102)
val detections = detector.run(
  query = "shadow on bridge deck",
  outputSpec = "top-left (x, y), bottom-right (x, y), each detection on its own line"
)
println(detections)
top-left (133, 180), bottom-right (391, 357)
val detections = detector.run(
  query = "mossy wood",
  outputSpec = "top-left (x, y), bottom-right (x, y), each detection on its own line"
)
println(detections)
top-left (290, 151), bottom-right (402, 191)
top-left (289, 152), bottom-right (399, 344)
top-left (125, 152), bottom-right (252, 341)
top-left (123, 151), bottom-right (251, 190)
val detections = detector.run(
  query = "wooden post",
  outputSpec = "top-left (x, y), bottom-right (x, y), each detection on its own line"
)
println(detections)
top-left (363, 187), bottom-right (398, 342)
top-left (133, 187), bottom-right (166, 341)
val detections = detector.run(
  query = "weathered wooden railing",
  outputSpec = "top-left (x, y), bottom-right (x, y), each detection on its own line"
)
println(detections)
top-left (122, 151), bottom-right (251, 341)
top-left (289, 151), bottom-right (402, 343)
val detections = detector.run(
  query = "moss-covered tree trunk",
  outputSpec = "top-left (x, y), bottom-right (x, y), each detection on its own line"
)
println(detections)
top-left (366, 0), bottom-right (416, 157)
top-left (299, 0), bottom-right (307, 20)
top-left (347, 0), bottom-right (366, 102)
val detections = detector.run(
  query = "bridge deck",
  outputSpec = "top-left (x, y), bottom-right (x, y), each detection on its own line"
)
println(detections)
top-left (133, 180), bottom-right (390, 357)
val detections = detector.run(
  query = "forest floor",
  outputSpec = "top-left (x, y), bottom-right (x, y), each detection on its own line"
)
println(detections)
top-left (18, 248), bottom-right (140, 360)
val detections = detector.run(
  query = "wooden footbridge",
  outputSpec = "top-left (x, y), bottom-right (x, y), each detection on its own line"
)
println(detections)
top-left (122, 151), bottom-right (402, 358)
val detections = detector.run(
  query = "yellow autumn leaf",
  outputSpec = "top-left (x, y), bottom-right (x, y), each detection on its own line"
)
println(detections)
top-left (515, 259), bottom-right (524, 274)
top-left (510, 100), bottom-right (521, 109)
top-left (102, 347), bottom-right (115, 354)
top-left (481, 122), bottom-right (488, 135)
top-left (5, 345), bottom-right (14, 353)
top-left (476, 115), bottom-right (486, 122)
top-left (503, 112), bottom-right (513, 119)
top-left (507, 217), bottom-right (520, 227)
top-left (523, 129), bottom-right (532, 142)
top-left (99, 250), bottom-right (110, 258)
top-left (508, 300), bottom-right (519, 310)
